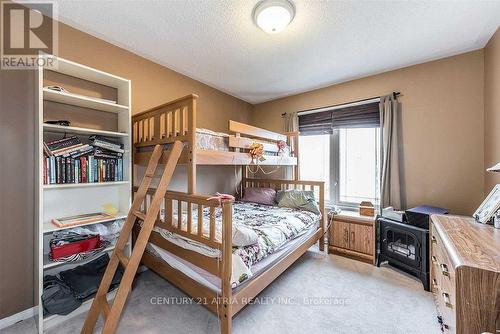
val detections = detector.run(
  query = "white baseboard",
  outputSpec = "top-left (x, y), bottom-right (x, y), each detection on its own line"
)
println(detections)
top-left (0, 306), bottom-right (36, 330)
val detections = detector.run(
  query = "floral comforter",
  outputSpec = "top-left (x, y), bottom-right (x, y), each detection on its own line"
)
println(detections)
top-left (145, 201), bottom-right (320, 287)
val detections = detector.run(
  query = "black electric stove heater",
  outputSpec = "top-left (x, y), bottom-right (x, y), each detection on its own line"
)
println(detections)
top-left (376, 206), bottom-right (448, 291)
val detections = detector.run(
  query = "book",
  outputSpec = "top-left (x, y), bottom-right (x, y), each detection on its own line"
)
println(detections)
top-left (50, 156), bottom-right (55, 184)
top-left (43, 158), bottom-right (48, 184)
top-left (52, 144), bottom-right (87, 157)
top-left (71, 146), bottom-right (94, 158)
top-left (89, 135), bottom-right (124, 154)
top-left (62, 158), bottom-right (66, 183)
top-left (46, 136), bottom-right (81, 152)
top-left (93, 148), bottom-right (122, 159)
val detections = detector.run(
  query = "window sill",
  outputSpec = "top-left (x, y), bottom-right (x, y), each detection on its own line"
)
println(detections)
top-left (334, 209), bottom-right (376, 219)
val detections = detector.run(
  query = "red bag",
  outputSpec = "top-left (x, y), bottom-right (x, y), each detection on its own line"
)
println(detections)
top-left (50, 235), bottom-right (100, 260)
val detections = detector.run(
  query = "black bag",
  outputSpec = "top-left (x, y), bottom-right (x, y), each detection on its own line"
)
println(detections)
top-left (42, 275), bottom-right (82, 316)
top-left (59, 254), bottom-right (123, 301)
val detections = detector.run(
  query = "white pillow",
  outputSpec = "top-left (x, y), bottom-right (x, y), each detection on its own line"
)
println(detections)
top-left (232, 224), bottom-right (258, 247)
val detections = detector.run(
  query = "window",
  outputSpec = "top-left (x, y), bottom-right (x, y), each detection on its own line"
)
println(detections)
top-left (299, 135), bottom-right (331, 201)
top-left (299, 128), bottom-right (380, 209)
top-left (337, 128), bottom-right (380, 207)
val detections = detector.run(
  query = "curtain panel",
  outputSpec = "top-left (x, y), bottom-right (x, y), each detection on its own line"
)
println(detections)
top-left (283, 112), bottom-right (298, 133)
top-left (298, 101), bottom-right (379, 135)
top-left (379, 95), bottom-right (404, 210)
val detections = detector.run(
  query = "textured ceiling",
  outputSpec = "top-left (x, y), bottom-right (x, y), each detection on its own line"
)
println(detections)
top-left (53, 0), bottom-right (500, 104)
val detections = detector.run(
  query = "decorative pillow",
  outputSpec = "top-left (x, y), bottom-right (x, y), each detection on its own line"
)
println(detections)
top-left (241, 187), bottom-right (276, 206)
top-left (232, 224), bottom-right (259, 246)
top-left (276, 190), bottom-right (321, 214)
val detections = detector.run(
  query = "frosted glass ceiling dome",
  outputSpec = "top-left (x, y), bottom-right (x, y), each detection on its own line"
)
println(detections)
top-left (253, 0), bottom-right (295, 34)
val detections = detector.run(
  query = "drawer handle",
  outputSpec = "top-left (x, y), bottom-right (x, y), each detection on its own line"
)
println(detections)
top-left (431, 235), bottom-right (437, 243)
top-left (432, 278), bottom-right (438, 287)
top-left (442, 292), bottom-right (453, 308)
top-left (440, 263), bottom-right (450, 277)
top-left (431, 255), bottom-right (437, 263)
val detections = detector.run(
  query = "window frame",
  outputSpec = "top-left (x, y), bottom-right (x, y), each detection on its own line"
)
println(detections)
top-left (299, 128), bottom-right (380, 211)
top-left (331, 128), bottom-right (381, 210)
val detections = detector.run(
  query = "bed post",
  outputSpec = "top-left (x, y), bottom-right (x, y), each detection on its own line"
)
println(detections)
top-left (220, 199), bottom-right (233, 334)
top-left (240, 165), bottom-right (247, 199)
top-left (319, 182), bottom-right (326, 252)
top-left (293, 132), bottom-right (300, 181)
top-left (187, 95), bottom-right (197, 194)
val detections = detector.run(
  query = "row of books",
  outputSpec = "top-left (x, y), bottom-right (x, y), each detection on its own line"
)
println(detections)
top-left (43, 156), bottom-right (124, 185)
top-left (43, 135), bottom-right (124, 158)
top-left (43, 134), bottom-right (126, 185)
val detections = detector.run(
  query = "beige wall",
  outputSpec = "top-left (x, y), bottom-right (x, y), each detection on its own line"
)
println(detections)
top-left (252, 51), bottom-right (485, 215)
top-left (484, 28), bottom-right (500, 193)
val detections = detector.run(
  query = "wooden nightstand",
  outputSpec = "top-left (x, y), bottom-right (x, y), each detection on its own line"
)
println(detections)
top-left (328, 211), bottom-right (376, 264)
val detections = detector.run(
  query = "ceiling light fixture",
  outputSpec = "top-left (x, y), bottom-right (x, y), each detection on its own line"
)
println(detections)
top-left (253, 0), bottom-right (295, 34)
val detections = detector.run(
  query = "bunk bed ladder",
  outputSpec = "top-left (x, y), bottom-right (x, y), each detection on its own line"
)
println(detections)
top-left (81, 141), bottom-right (184, 334)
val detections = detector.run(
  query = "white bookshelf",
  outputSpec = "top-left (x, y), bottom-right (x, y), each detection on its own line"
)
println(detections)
top-left (36, 55), bottom-right (132, 333)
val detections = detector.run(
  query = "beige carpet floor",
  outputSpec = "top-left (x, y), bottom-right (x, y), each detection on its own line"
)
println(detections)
top-left (3, 250), bottom-right (441, 334)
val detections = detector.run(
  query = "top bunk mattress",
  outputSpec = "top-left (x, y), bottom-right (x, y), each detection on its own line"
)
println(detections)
top-left (195, 128), bottom-right (291, 157)
top-left (196, 128), bottom-right (230, 151)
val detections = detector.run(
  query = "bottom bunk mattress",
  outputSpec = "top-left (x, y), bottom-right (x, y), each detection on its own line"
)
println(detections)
top-left (139, 201), bottom-right (320, 289)
top-left (146, 225), bottom-right (318, 294)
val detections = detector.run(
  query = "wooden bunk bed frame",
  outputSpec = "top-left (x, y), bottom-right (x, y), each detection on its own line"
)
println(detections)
top-left (132, 94), bottom-right (300, 193)
top-left (131, 94), bottom-right (325, 334)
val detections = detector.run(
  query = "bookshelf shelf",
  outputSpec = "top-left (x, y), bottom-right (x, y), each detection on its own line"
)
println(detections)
top-left (36, 55), bottom-right (132, 333)
top-left (43, 88), bottom-right (129, 114)
top-left (43, 123), bottom-right (129, 138)
top-left (43, 181), bottom-right (129, 190)
top-left (43, 245), bottom-right (117, 270)
top-left (43, 213), bottom-right (128, 234)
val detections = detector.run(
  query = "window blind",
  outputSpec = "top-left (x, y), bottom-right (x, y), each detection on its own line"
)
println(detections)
top-left (298, 101), bottom-right (380, 135)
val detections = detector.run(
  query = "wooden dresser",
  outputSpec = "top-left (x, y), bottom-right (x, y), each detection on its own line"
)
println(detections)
top-left (430, 215), bottom-right (500, 334)
top-left (328, 212), bottom-right (376, 264)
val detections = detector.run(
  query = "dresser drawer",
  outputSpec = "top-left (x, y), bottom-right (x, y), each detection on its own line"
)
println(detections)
top-left (431, 225), bottom-right (455, 278)
top-left (432, 264), bottom-right (456, 332)
top-left (430, 223), bottom-right (457, 332)
top-left (432, 261), bottom-right (456, 306)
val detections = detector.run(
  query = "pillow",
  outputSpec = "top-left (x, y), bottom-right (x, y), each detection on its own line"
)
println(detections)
top-left (276, 189), bottom-right (321, 214)
top-left (232, 225), bottom-right (259, 246)
top-left (241, 187), bottom-right (276, 206)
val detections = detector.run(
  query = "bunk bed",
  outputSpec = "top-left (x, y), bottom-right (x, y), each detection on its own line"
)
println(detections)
top-left (131, 94), bottom-right (325, 334)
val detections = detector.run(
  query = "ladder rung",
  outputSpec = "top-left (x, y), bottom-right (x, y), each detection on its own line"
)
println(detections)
top-left (133, 210), bottom-right (147, 221)
top-left (99, 295), bottom-right (110, 320)
top-left (115, 250), bottom-right (130, 268)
